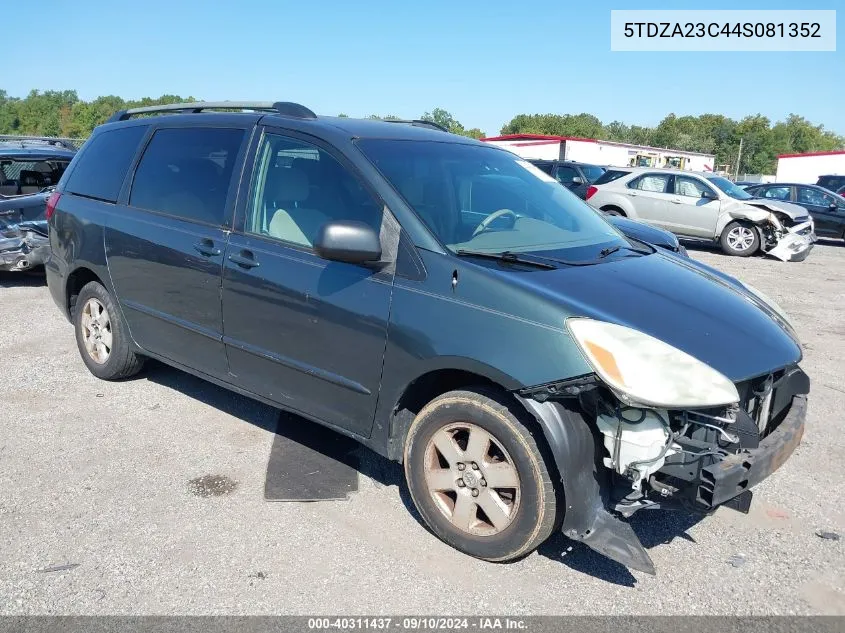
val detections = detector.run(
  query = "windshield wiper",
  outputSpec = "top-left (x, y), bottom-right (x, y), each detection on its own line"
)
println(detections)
top-left (598, 242), bottom-right (652, 259)
top-left (455, 250), bottom-right (557, 269)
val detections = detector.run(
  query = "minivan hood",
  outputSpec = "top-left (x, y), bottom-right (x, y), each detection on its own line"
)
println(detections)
top-left (508, 253), bottom-right (801, 382)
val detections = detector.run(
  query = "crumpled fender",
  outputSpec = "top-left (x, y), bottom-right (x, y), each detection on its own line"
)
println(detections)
top-left (715, 201), bottom-right (772, 236)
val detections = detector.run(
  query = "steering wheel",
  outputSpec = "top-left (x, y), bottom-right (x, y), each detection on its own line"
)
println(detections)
top-left (472, 209), bottom-right (518, 238)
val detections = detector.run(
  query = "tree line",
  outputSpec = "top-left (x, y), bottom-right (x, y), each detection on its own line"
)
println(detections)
top-left (2, 90), bottom-right (843, 174)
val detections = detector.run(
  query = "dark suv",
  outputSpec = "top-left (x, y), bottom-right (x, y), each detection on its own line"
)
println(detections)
top-left (816, 174), bottom-right (845, 194)
top-left (47, 102), bottom-right (810, 574)
top-left (527, 159), bottom-right (605, 199)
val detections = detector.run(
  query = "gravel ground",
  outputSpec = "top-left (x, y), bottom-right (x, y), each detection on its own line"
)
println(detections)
top-left (0, 241), bottom-right (843, 615)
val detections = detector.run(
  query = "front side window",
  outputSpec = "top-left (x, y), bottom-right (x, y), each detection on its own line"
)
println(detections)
top-left (129, 127), bottom-right (245, 226)
top-left (798, 187), bottom-right (835, 207)
top-left (674, 176), bottom-right (714, 199)
top-left (356, 139), bottom-right (624, 257)
top-left (761, 186), bottom-right (791, 201)
top-left (555, 166), bottom-right (578, 185)
top-left (580, 164), bottom-right (606, 183)
top-left (246, 134), bottom-right (382, 248)
top-left (707, 176), bottom-right (752, 200)
top-left (629, 173), bottom-right (671, 193)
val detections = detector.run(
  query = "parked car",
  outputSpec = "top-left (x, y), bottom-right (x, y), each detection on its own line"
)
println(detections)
top-left (47, 102), bottom-right (809, 575)
top-left (743, 183), bottom-right (845, 241)
top-left (586, 167), bottom-right (815, 260)
top-left (0, 139), bottom-right (76, 271)
top-left (816, 174), bottom-right (845, 194)
top-left (527, 159), bottom-right (605, 199)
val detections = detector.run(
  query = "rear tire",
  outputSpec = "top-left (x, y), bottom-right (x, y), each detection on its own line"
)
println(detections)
top-left (601, 207), bottom-right (625, 217)
top-left (403, 388), bottom-right (557, 562)
top-left (73, 281), bottom-right (144, 380)
top-left (720, 221), bottom-right (760, 257)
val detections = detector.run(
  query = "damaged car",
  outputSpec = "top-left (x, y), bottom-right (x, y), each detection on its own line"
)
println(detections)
top-left (0, 139), bottom-right (76, 272)
top-left (585, 167), bottom-right (815, 260)
top-left (47, 102), bottom-right (810, 575)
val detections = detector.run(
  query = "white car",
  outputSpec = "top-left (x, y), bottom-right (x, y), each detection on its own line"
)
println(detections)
top-left (586, 168), bottom-right (815, 261)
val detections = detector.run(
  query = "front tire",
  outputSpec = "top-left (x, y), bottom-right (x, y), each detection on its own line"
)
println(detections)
top-left (73, 281), bottom-right (144, 380)
top-left (720, 221), bottom-right (760, 257)
top-left (403, 388), bottom-right (557, 562)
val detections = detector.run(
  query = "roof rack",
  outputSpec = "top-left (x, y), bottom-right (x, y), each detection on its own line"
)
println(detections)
top-left (106, 101), bottom-right (318, 123)
top-left (382, 119), bottom-right (450, 134)
top-left (0, 135), bottom-right (79, 150)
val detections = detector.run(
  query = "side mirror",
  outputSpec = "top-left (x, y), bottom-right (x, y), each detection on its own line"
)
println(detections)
top-left (314, 221), bottom-right (382, 264)
top-left (701, 189), bottom-right (717, 200)
top-left (571, 176), bottom-right (583, 185)
top-left (830, 202), bottom-right (838, 211)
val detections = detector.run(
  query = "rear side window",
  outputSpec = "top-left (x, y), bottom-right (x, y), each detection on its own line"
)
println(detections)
top-left (64, 126), bottom-right (148, 202)
top-left (129, 127), bottom-right (245, 226)
top-left (593, 169), bottom-right (630, 185)
top-left (628, 173), bottom-right (670, 193)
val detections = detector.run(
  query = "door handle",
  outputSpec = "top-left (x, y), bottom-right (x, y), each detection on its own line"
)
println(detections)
top-left (194, 239), bottom-right (222, 257)
top-left (671, 198), bottom-right (683, 204)
top-left (228, 250), bottom-right (260, 269)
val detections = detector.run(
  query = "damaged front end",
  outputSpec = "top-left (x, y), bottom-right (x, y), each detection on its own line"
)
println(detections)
top-left (516, 328), bottom-right (809, 575)
top-left (0, 219), bottom-right (50, 272)
top-left (729, 201), bottom-right (815, 262)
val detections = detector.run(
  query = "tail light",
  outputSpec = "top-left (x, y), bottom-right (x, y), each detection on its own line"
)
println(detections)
top-left (585, 186), bottom-right (598, 201)
top-left (45, 191), bottom-right (61, 221)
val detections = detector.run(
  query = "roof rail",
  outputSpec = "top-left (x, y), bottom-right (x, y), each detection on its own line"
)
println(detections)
top-left (382, 119), bottom-right (450, 134)
top-left (106, 101), bottom-right (318, 123)
top-left (0, 135), bottom-right (80, 150)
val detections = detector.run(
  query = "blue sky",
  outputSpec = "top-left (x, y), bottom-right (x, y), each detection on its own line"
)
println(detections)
top-left (5, 0), bottom-right (844, 136)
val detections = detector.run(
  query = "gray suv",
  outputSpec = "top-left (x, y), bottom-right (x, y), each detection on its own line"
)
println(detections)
top-left (587, 167), bottom-right (815, 260)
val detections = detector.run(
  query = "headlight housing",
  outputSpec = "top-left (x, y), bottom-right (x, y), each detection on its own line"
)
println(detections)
top-left (567, 318), bottom-right (739, 409)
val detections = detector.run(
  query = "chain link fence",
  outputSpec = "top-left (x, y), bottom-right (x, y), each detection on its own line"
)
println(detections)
top-left (0, 134), bottom-right (86, 150)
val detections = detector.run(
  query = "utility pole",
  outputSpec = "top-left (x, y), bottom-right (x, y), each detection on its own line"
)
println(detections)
top-left (734, 137), bottom-right (743, 181)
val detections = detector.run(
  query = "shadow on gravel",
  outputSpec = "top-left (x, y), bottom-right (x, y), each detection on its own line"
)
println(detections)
top-left (141, 360), bottom-right (706, 585)
top-left (0, 269), bottom-right (47, 287)
top-left (538, 509), bottom-right (703, 586)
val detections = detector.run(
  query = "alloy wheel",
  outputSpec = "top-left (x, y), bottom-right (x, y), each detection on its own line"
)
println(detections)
top-left (726, 226), bottom-right (756, 251)
top-left (423, 422), bottom-right (521, 537)
top-left (80, 298), bottom-right (113, 364)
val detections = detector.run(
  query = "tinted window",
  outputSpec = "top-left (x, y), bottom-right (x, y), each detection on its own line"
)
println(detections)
top-left (817, 176), bottom-right (845, 192)
top-left (674, 176), bottom-right (714, 198)
top-left (130, 127), bottom-right (244, 225)
top-left (798, 187), bottom-right (835, 207)
top-left (761, 186), bottom-right (791, 201)
top-left (594, 169), bottom-right (630, 185)
top-left (555, 166), bottom-right (578, 185)
top-left (629, 173), bottom-right (670, 193)
top-left (580, 164), bottom-right (605, 182)
top-left (531, 162), bottom-right (555, 175)
top-left (246, 134), bottom-right (382, 249)
top-left (65, 126), bottom-right (147, 202)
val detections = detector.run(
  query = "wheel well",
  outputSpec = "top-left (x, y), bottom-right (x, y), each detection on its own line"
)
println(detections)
top-left (389, 369), bottom-right (497, 461)
top-left (66, 267), bottom-right (103, 315)
top-left (600, 205), bottom-right (626, 216)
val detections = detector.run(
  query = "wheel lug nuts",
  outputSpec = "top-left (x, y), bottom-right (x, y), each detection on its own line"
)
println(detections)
top-left (471, 462), bottom-right (479, 470)
top-left (457, 480), bottom-right (465, 487)
top-left (471, 489), bottom-right (479, 497)
top-left (480, 479), bottom-right (487, 487)
top-left (457, 463), bottom-right (466, 471)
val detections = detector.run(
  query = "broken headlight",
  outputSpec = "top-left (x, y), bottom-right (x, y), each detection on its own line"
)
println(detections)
top-left (567, 318), bottom-right (739, 409)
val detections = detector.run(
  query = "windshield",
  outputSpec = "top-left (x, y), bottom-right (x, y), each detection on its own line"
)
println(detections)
top-left (708, 176), bottom-right (752, 200)
top-left (580, 164), bottom-right (606, 183)
top-left (356, 140), bottom-right (625, 257)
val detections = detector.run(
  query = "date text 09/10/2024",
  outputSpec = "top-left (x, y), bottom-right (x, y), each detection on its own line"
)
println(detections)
top-left (307, 618), bottom-right (528, 630)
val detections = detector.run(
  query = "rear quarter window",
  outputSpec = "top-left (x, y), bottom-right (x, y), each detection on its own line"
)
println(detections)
top-left (593, 169), bottom-right (630, 186)
top-left (64, 125), bottom-right (148, 202)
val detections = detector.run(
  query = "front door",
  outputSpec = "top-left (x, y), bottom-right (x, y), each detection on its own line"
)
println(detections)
top-left (105, 126), bottom-right (247, 379)
top-left (221, 130), bottom-right (394, 437)
top-left (666, 175), bottom-right (721, 238)
top-left (797, 186), bottom-right (844, 237)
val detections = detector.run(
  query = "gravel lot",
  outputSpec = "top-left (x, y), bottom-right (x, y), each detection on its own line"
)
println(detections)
top-left (1, 241), bottom-right (843, 615)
